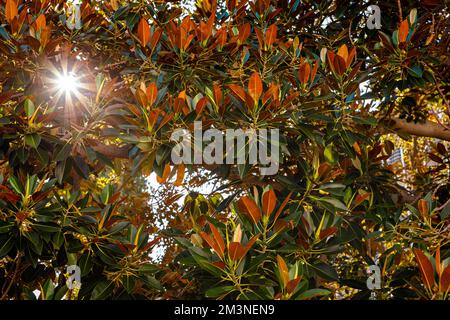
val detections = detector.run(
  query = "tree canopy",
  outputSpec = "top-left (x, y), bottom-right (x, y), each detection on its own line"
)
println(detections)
top-left (0, 0), bottom-right (449, 300)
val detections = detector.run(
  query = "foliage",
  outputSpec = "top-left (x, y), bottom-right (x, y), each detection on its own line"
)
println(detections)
top-left (0, 0), bottom-right (449, 300)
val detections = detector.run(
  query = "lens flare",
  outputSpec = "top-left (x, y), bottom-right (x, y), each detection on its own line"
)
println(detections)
top-left (57, 72), bottom-right (79, 94)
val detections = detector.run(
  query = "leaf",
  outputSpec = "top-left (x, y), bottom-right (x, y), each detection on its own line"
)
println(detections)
top-left (205, 286), bottom-right (234, 298)
top-left (273, 191), bottom-right (292, 222)
top-left (146, 83), bottom-right (158, 106)
top-left (237, 196), bottom-right (261, 224)
top-left (407, 65), bottom-right (423, 78)
top-left (35, 14), bottom-right (46, 31)
top-left (25, 133), bottom-right (41, 149)
top-left (440, 264), bottom-right (450, 293)
top-left (286, 277), bottom-right (302, 294)
top-left (137, 17), bottom-right (150, 47)
top-left (156, 163), bottom-right (171, 184)
top-left (228, 242), bottom-right (246, 261)
top-left (297, 288), bottom-right (331, 300)
top-left (298, 61), bottom-right (310, 84)
top-left (417, 199), bottom-right (429, 221)
top-left (333, 55), bottom-right (347, 76)
top-left (24, 99), bottom-right (35, 117)
top-left (228, 235), bottom-right (258, 261)
top-left (5, 0), bottom-right (18, 24)
top-left (208, 222), bottom-right (225, 259)
top-left (232, 224), bottom-right (242, 243)
top-left (91, 281), bottom-right (114, 300)
top-left (276, 255), bottom-right (289, 288)
top-left (324, 144), bottom-right (337, 164)
top-left (398, 19), bottom-right (409, 43)
top-left (174, 162), bottom-right (185, 187)
top-left (0, 237), bottom-right (13, 257)
top-left (42, 279), bottom-right (54, 300)
top-left (337, 44), bottom-right (348, 61)
top-left (262, 188), bottom-right (276, 218)
top-left (310, 262), bottom-right (339, 281)
top-left (352, 142), bottom-right (362, 156)
top-left (409, 8), bottom-right (417, 24)
top-left (264, 24), bottom-right (277, 48)
top-left (353, 192), bottom-right (370, 208)
top-left (227, 84), bottom-right (246, 102)
top-left (79, 251), bottom-right (93, 276)
top-left (248, 72), bottom-right (263, 104)
top-left (413, 249), bottom-right (435, 290)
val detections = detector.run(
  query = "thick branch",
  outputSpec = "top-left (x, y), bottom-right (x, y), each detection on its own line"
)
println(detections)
top-left (383, 118), bottom-right (450, 142)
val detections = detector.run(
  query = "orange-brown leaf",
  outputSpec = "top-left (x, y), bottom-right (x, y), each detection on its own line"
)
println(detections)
top-left (208, 222), bottom-right (225, 259)
top-left (5, 0), bottom-right (18, 24)
top-left (262, 188), bottom-right (276, 217)
top-left (319, 226), bottom-right (337, 240)
top-left (436, 246), bottom-right (441, 277)
top-left (398, 19), bottom-right (409, 43)
top-left (353, 192), bottom-right (370, 208)
top-left (150, 28), bottom-right (163, 48)
top-left (156, 163), bottom-right (171, 184)
top-left (35, 14), bottom-right (46, 32)
top-left (146, 82), bottom-right (158, 106)
top-left (174, 162), bottom-right (185, 187)
top-left (265, 24), bottom-right (277, 48)
top-left (286, 277), bottom-right (302, 294)
top-left (414, 249), bottom-right (435, 290)
top-left (200, 231), bottom-right (223, 258)
top-left (137, 18), bottom-right (150, 47)
top-left (418, 199), bottom-right (429, 221)
top-left (227, 84), bottom-right (246, 102)
top-left (333, 55), bottom-right (347, 76)
top-left (276, 255), bottom-right (289, 288)
top-left (228, 242), bottom-right (246, 261)
top-left (310, 60), bottom-right (319, 83)
top-left (352, 141), bottom-right (362, 156)
top-left (237, 23), bottom-right (251, 44)
top-left (298, 62), bottom-right (310, 84)
top-left (237, 196), bottom-right (261, 224)
top-left (337, 44), bottom-right (348, 61)
top-left (248, 72), bottom-right (263, 104)
top-left (195, 96), bottom-right (208, 115)
top-left (213, 84), bottom-right (222, 105)
top-left (273, 191), bottom-right (292, 222)
top-left (440, 264), bottom-right (450, 293)
top-left (347, 47), bottom-right (356, 68)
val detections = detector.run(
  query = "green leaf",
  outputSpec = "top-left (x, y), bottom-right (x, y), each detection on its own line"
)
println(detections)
top-left (25, 134), bottom-right (41, 149)
top-left (407, 65), bottom-right (423, 78)
top-left (297, 288), bottom-right (331, 300)
top-left (24, 99), bottom-right (35, 117)
top-left (0, 221), bottom-right (14, 234)
top-left (78, 251), bottom-right (93, 277)
top-left (138, 264), bottom-right (160, 274)
top-left (91, 280), bottom-right (114, 300)
top-left (309, 262), bottom-right (339, 281)
top-left (440, 201), bottom-right (450, 220)
top-left (42, 279), bottom-right (55, 300)
top-left (0, 236), bottom-right (14, 257)
top-left (122, 275), bottom-right (136, 294)
top-left (205, 286), bottom-right (235, 298)
top-left (8, 176), bottom-right (23, 195)
top-left (31, 222), bottom-right (60, 233)
top-left (324, 144), bottom-right (338, 164)
top-left (142, 274), bottom-right (163, 291)
top-left (54, 285), bottom-right (68, 300)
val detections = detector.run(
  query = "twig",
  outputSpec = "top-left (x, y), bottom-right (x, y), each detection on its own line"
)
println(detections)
top-left (0, 254), bottom-right (22, 300)
top-left (397, 0), bottom-right (403, 20)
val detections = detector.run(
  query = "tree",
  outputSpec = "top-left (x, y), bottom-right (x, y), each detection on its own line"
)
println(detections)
top-left (0, 0), bottom-right (449, 300)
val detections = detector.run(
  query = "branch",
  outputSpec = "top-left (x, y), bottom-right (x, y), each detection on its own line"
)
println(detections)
top-left (382, 118), bottom-right (450, 142)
